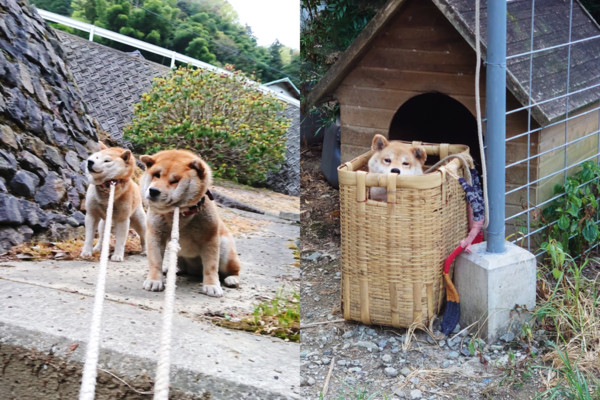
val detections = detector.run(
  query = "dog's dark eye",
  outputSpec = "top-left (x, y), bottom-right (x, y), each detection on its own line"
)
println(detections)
top-left (170, 179), bottom-right (179, 185)
top-left (153, 172), bottom-right (160, 178)
top-left (104, 160), bottom-right (109, 163)
top-left (402, 162), bottom-right (410, 166)
top-left (384, 158), bottom-right (391, 164)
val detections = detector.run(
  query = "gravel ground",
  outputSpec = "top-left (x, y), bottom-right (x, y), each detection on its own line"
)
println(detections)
top-left (300, 144), bottom-right (548, 400)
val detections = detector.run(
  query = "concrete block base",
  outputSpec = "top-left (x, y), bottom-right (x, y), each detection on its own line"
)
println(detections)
top-left (454, 241), bottom-right (536, 342)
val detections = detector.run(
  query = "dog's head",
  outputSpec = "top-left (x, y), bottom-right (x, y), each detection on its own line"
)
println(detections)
top-left (367, 134), bottom-right (427, 175)
top-left (86, 142), bottom-right (135, 185)
top-left (139, 149), bottom-right (212, 213)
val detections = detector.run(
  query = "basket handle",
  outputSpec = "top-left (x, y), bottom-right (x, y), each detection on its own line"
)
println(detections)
top-left (440, 143), bottom-right (450, 159)
top-left (356, 170), bottom-right (367, 202)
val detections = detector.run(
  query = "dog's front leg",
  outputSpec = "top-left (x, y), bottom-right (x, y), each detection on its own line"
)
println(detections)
top-left (200, 237), bottom-right (223, 297)
top-left (80, 212), bottom-right (100, 258)
top-left (111, 219), bottom-right (130, 262)
top-left (143, 222), bottom-right (167, 291)
top-left (93, 219), bottom-right (105, 252)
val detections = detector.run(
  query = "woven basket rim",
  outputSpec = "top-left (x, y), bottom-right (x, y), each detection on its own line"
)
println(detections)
top-left (338, 141), bottom-right (470, 189)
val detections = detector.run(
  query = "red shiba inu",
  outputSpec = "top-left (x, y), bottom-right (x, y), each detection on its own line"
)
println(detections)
top-left (139, 149), bottom-right (241, 297)
top-left (367, 134), bottom-right (427, 201)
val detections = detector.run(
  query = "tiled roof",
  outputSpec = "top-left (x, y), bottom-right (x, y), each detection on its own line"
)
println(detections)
top-left (55, 30), bottom-right (169, 141)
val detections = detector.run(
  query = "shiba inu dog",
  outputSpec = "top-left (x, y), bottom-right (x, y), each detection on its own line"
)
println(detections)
top-left (139, 149), bottom-right (241, 297)
top-left (80, 143), bottom-right (147, 261)
top-left (367, 134), bottom-right (427, 201)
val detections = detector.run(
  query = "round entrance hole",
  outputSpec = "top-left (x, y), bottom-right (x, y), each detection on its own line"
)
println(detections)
top-left (388, 92), bottom-right (481, 172)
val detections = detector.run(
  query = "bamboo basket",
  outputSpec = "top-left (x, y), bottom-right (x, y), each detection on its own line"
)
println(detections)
top-left (337, 142), bottom-right (470, 328)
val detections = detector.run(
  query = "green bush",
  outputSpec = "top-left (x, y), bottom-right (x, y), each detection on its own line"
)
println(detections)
top-left (541, 161), bottom-right (600, 257)
top-left (124, 65), bottom-right (290, 185)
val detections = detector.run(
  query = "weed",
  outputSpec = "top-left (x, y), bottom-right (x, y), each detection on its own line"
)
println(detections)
top-left (321, 383), bottom-right (388, 400)
top-left (213, 287), bottom-right (300, 342)
top-left (532, 249), bottom-right (600, 398)
top-left (541, 161), bottom-right (600, 258)
top-left (537, 344), bottom-right (600, 399)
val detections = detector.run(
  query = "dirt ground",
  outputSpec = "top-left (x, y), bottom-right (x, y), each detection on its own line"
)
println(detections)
top-left (0, 344), bottom-right (207, 400)
top-left (299, 143), bottom-right (550, 400)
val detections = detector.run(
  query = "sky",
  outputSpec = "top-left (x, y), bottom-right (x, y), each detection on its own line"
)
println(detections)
top-left (227, 0), bottom-right (299, 50)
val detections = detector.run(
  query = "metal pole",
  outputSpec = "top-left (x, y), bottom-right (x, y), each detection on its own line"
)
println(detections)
top-left (486, 0), bottom-right (506, 253)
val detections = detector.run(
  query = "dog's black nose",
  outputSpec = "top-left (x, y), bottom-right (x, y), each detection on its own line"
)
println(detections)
top-left (148, 187), bottom-right (160, 198)
top-left (391, 168), bottom-right (401, 174)
top-left (87, 160), bottom-right (94, 170)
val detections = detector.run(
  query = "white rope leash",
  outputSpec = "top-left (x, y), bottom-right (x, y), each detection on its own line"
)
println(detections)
top-left (153, 207), bottom-right (180, 400)
top-left (475, 0), bottom-right (490, 230)
top-left (79, 182), bottom-right (116, 400)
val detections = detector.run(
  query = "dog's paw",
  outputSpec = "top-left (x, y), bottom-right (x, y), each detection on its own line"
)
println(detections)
top-left (110, 253), bottom-right (124, 262)
top-left (143, 279), bottom-right (164, 291)
top-left (201, 284), bottom-right (223, 297)
top-left (80, 249), bottom-right (93, 258)
top-left (223, 275), bottom-right (239, 288)
top-left (140, 247), bottom-right (147, 256)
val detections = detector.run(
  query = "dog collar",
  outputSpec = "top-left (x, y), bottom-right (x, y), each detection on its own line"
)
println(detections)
top-left (100, 179), bottom-right (124, 188)
top-left (179, 189), bottom-right (214, 217)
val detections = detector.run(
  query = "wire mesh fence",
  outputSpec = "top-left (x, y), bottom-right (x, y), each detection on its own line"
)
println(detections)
top-left (502, 0), bottom-right (600, 257)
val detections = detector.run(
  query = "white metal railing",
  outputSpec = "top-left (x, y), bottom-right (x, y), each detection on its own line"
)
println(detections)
top-left (37, 9), bottom-right (299, 106)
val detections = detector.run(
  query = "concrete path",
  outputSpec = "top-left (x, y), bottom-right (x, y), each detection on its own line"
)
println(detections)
top-left (0, 192), bottom-right (300, 399)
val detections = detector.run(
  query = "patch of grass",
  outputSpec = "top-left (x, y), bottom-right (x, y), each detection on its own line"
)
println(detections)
top-left (532, 242), bottom-right (600, 398)
top-left (321, 384), bottom-right (388, 400)
top-left (213, 287), bottom-right (300, 342)
top-left (538, 344), bottom-right (600, 400)
top-left (287, 239), bottom-right (300, 267)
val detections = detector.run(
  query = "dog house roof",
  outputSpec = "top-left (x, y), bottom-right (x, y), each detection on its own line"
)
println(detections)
top-left (306, 0), bottom-right (600, 125)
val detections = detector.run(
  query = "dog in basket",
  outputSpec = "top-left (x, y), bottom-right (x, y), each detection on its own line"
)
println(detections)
top-left (367, 134), bottom-right (427, 201)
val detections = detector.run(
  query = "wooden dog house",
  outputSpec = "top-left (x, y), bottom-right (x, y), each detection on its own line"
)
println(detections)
top-left (307, 0), bottom-right (600, 221)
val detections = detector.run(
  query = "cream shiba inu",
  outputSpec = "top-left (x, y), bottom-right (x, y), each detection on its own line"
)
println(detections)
top-left (80, 143), bottom-right (146, 261)
top-left (139, 149), bottom-right (241, 297)
top-left (367, 134), bottom-right (427, 201)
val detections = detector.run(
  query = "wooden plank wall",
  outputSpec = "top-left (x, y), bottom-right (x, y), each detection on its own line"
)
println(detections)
top-left (336, 0), bottom-right (483, 161)
top-left (536, 105), bottom-right (600, 203)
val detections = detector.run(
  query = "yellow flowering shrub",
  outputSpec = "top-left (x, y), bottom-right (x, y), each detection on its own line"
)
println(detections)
top-left (124, 66), bottom-right (290, 185)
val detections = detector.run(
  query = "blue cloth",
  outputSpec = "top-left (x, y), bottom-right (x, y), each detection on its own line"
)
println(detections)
top-left (458, 169), bottom-right (484, 221)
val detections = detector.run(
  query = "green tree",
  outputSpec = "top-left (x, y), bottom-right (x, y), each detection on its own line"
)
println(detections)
top-left (268, 40), bottom-right (284, 76)
top-left (185, 37), bottom-right (216, 64)
top-left (29, 0), bottom-right (72, 15)
top-left (282, 52), bottom-right (300, 88)
top-left (63, 0), bottom-right (297, 83)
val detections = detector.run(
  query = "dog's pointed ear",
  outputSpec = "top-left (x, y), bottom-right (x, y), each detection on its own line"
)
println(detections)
top-left (99, 141), bottom-right (108, 150)
top-left (140, 155), bottom-right (155, 168)
top-left (121, 149), bottom-right (131, 162)
top-left (371, 134), bottom-right (389, 151)
top-left (189, 158), bottom-right (206, 179)
top-left (412, 146), bottom-right (427, 166)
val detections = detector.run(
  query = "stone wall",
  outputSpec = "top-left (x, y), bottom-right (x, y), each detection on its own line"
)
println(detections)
top-left (0, 0), bottom-right (100, 250)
